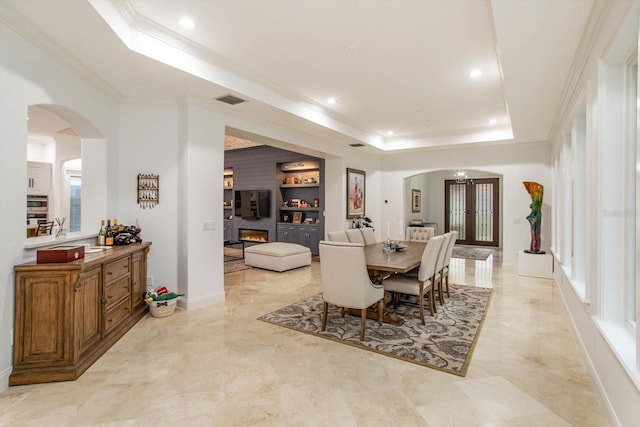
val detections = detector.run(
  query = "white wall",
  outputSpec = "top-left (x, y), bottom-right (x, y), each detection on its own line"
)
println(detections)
top-left (381, 142), bottom-right (551, 265)
top-left (0, 22), bottom-right (119, 390)
top-left (118, 103), bottom-right (180, 293)
top-left (549, 2), bottom-right (640, 426)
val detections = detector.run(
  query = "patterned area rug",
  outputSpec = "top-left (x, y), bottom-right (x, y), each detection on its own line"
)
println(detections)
top-left (258, 284), bottom-right (493, 376)
top-left (452, 246), bottom-right (493, 261)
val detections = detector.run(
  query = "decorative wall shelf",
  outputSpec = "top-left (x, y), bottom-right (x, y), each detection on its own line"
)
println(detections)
top-left (138, 174), bottom-right (159, 209)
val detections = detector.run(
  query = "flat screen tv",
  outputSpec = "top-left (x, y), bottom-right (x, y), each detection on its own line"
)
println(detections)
top-left (234, 190), bottom-right (270, 219)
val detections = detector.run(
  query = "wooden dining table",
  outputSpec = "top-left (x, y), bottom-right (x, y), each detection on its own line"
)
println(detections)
top-left (346, 240), bottom-right (427, 325)
top-left (364, 240), bottom-right (427, 280)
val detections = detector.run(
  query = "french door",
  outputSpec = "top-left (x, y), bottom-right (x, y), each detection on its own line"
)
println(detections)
top-left (444, 178), bottom-right (499, 246)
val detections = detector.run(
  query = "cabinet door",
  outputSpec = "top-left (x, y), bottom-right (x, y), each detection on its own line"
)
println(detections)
top-left (279, 225), bottom-right (298, 243)
top-left (27, 164), bottom-right (52, 193)
top-left (14, 271), bottom-right (74, 366)
top-left (298, 226), bottom-right (319, 255)
top-left (131, 250), bottom-right (147, 312)
top-left (224, 220), bottom-right (234, 241)
top-left (75, 267), bottom-right (102, 358)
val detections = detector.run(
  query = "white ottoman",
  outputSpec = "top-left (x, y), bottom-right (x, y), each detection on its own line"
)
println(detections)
top-left (244, 242), bottom-right (311, 272)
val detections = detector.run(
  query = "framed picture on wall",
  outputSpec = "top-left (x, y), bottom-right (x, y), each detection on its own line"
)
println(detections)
top-left (346, 168), bottom-right (366, 219)
top-left (411, 189), bottom-right (421, 213)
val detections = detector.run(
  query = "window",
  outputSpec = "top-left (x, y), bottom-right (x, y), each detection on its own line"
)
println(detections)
top-left (625, 56), bottom-right (637, 326)
top-left (69, 175), bottom-right (81, 233)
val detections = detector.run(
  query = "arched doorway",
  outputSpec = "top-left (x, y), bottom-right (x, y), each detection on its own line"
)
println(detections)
top-left (404, 169), bottom-right (503, 247)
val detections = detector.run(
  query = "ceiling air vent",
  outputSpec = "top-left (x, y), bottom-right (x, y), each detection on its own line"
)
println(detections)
top-left (349, 143), bottom-right (365, 147)
top-left (215, 94), bottom-right (246, 105)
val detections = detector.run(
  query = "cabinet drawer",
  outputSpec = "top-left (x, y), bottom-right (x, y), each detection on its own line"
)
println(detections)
top-left (104, 276), bottom-right (130, 310)
top-left (103, 298), bottom-right (131, 335)
top-left (104, 257), bottom-right (130, 282)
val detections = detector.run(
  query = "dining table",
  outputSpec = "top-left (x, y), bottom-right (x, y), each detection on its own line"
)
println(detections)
top-left (345, 240), bottom-right (427, 326)
top-left (364, 240), bottom-right (427, 280)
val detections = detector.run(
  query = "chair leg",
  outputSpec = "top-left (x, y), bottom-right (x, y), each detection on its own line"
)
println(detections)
top-left (360, 309), bottom-right (366, 340)
top-left (428, 289), bottom-right (435, 316)
top-left (322, 302), bottom-right (328, 331)
top-left (418, 282), bottom-right (425, 325)
top-left (436, 273), bottom-right (444, 305)
top-left (377, 299), bottom-right (384, 324)
top-left (445, 273), bottom-right (450, 297)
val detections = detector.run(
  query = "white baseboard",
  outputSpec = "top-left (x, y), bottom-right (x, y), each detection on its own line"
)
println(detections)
top-left (176, 290), bottom-right (225, 311)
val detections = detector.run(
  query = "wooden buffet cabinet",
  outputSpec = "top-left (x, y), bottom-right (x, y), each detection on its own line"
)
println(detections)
top-left (10, 242), bottom-right (151, 385)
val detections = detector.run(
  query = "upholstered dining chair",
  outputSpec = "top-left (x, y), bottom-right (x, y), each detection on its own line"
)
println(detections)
top-left (433, 232), bottom-right (453, 305)
top-left (441, 230), bottom-right (459, 298)
top-left (382, 235), bottom-right (444, 324)
top-left (405, 226), bottom-right (435, 242)
top-left (36, 221), bottom-right (54, 236)
top-left (360, 227), bottom-right (377, 245)
top-left (319, 241), bottom-right (385, 341)
top-left (327, 230), bottom-right (349, 242)
top-left (345, 228), bottom-right (366, 244)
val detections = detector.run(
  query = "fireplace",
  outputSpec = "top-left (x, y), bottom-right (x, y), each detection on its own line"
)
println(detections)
top-left (238, 228), bottom-right (269, 243)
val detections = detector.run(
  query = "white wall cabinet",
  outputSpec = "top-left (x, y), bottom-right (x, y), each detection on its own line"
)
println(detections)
top-left (27, 161), bottom-right (52, 194)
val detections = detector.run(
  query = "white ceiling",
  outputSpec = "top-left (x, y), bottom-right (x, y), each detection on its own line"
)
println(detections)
top-left (2, 0), bottom-right (596, 154)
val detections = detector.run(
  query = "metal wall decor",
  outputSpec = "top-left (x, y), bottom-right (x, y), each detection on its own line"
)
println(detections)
top-left (138, 173), bottom-right (159, 209)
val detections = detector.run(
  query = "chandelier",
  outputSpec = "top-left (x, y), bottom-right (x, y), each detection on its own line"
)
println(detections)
top-left (454, 170), bottom-right (468, 184)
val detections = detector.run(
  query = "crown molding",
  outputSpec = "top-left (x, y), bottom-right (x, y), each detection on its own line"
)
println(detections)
top-left (549, 0), bottom-right (612, 139)
top-left (0, 2), bottom-right (123, 101)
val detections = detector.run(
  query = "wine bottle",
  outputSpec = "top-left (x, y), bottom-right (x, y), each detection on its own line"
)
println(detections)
top-left (112, 218), bottom-right (120, 234)
top-left (135, 219), bottom-right (142, 240)
top-left (105, 219), bottom-right (114, 246)
top-left (97, 219), bottom-right (106, 246)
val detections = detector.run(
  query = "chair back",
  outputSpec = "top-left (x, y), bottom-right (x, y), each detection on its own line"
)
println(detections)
top-left (435, 232), bottom-right (452, 275)
top-left (319, 240), bottom-right (380, 309)
top-left (406, 226), bottom-right (435, 242)
top-left (360, 228), bottom-right (377, 245)
top-left (417, 235), bottom-right (445, 282)
top-left (37, 221), bottom-right (54, 236)
top-left (327, 230), bottom-right (349, 242)
top-left (443, 230), bottom-right (458, 268)
top-left (345, 229), bottom-right (365, 244)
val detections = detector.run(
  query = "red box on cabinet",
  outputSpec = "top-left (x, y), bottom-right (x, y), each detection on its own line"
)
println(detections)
top-left (37, 245), bottom-right (85, 264)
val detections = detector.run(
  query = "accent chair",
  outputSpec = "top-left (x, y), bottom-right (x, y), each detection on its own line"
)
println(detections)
top-left (382, 235), bottom-right (444, 324)
top-left (319, 240), bottom-right (385, 340)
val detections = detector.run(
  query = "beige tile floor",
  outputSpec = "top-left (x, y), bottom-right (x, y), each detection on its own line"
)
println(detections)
top-left (0, 249), bottom-right (608, 426)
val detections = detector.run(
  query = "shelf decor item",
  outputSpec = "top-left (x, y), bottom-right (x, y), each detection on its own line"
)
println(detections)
top-left (137, 173), bottom-right (159, 209)
top-left (347, 168), bottom-right (365, 219)
top-left (411, 189), bottom-right (421, 213)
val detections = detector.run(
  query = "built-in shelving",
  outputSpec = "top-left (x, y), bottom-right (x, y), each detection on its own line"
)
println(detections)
top-left (223, 168), bottom-right (234, 240)
top-left (275, 160), bottom-right (322, 254)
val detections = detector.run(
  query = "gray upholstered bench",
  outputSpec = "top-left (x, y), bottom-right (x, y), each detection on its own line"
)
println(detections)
top-left (244, 242), bottom-right (311, 272)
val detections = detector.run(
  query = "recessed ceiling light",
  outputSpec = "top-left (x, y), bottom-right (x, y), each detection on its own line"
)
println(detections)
top-left (489, 118), bottom-right (497, 125)
top-left (327, 97), bottom-right (337, 105)
top-left (469, 69), bottom-right (482, 79)
top-left (179, 17), bottom-right (195, 30)
top-left (387, 130), bottom-right (394, 136)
